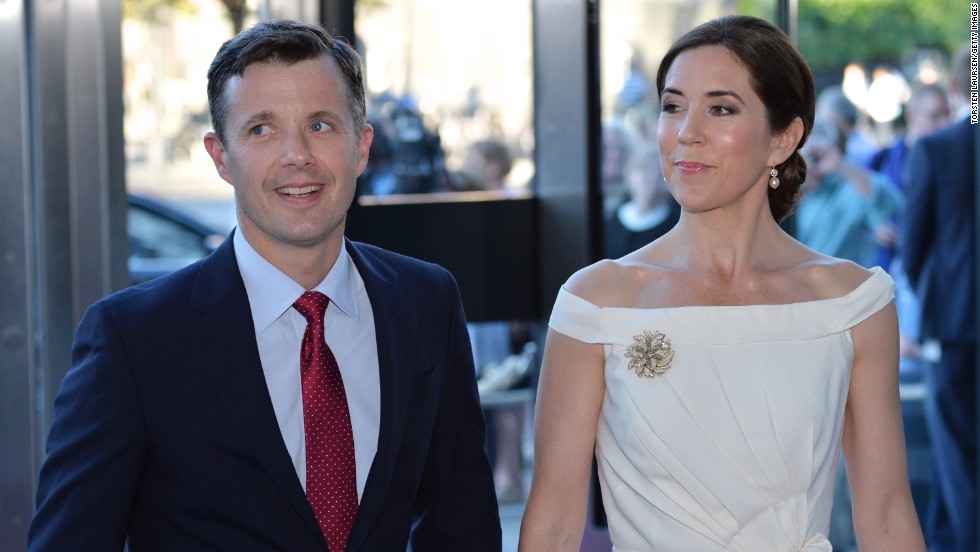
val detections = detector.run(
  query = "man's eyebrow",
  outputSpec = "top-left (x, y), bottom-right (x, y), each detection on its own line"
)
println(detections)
top-left (310, 109), bottom-right (341, 119)
top-left (309, 110), bottom-right (345, 124)
top-left (238, 111), bottom-right (274, 132)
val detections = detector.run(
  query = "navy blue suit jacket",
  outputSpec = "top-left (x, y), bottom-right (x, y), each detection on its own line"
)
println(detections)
top-left (29, 236), bottom-right (501, 551)
top-left (902, 118), bottom-right (977, 343)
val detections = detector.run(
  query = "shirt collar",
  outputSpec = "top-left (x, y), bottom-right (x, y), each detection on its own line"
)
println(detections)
top-left (234, 229), bottom-right (360, 334)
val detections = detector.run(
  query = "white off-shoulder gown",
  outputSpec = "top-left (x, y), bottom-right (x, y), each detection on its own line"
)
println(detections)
top-left (548, 267), bottom-right (894, 551)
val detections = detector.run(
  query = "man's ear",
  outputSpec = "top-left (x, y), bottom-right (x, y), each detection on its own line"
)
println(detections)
top-left (770, 117), bottom-right (805, 165)
top-left (203, 131), bottom-right (233, 184)
top-left (356, 124), bottom-right (375, 177)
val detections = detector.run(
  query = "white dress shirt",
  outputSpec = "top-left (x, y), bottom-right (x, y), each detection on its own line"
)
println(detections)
top-left (233, 230), bottom-right (380, 499)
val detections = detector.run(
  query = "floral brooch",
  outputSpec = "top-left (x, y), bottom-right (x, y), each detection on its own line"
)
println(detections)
top-left (624, 330), bottom-right (675, 378)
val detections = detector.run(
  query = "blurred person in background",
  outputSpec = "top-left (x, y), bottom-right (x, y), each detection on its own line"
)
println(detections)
top-left (461, 137), bottom-right (515, 192)
top-left (356, 117), bottom-right (398, 197)
top-left (623, 99), bottom-right (661, 145)
top-left (866, 82), bottom-right (950, 368)
top-left (601, 119), bottom-right (635, 215)
top-left (603, 143), bottom-right (680, 259)
top-left (362, 98), bottom-right (453, 195)
top-left (815, 85), bottom-right (879, 167)
top-left (901, 43), bottom-right (977, 552)
top-left (867, 82), bottom-right (950, 271)
top-left (797, 117), bottom-right (902, 269)
top-left (388, 105), bottom-right (452, 193)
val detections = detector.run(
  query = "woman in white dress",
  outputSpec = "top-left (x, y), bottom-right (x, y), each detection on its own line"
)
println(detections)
top-left (519, 15), bottom-right (925, 552)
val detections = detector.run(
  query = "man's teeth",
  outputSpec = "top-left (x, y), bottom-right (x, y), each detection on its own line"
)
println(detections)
top-left (279, 185), bottom-right (321, 196)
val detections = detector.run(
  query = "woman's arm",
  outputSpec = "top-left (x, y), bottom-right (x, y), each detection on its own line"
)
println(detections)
top-left (519, 329), bottom-right (606, 551)
top-left (843, 300), bottom-right (926, 551)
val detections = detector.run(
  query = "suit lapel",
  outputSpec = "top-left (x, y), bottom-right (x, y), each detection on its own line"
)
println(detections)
top-left (343, 240), bottom-right (417, 552)
top-left (188, 236), bottom-right (325, 544)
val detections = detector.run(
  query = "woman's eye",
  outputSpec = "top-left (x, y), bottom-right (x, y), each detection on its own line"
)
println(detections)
top-left (710, 104), bottom-right (735, 115)
top-left (661, 102), bottom-right (680, 113)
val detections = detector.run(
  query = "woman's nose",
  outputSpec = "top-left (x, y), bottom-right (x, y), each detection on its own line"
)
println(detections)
top-left (676, 114), bottom-right (703, 145)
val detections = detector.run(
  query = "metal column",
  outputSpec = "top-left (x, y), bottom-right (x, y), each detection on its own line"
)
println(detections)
top-left (0, 0), bottom-right (127, 549)
top-left (0, 0), bottom-right (38, 547)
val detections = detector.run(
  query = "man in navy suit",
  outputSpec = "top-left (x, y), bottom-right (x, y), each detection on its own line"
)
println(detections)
top-left (29, 20), bottom-right (501, 551)
top-left (902, 44), bottom-right (976, 552)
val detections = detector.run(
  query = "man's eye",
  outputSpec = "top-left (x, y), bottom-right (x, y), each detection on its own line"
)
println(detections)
top-left (250, 125), bottom-right (267, 135)
top-left (312, 121), bottom-right (330, 132)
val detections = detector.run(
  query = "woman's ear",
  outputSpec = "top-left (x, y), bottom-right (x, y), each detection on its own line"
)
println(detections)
top-left (770, 117), bottom-right (805, 165)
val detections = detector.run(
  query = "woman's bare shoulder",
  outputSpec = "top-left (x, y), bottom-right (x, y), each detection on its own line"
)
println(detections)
top-left (792, 255), bottom-right (876, 301)
top-left (564, 260), bottom-right (624, 306)
top-left (564, 257), bottom-right (669, 308)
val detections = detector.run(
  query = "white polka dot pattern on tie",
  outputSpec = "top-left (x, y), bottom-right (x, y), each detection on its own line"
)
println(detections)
top-left (294, 291), bottom-right (358, 552)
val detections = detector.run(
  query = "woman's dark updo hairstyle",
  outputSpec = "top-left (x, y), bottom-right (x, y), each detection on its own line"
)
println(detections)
top-left (656, 15), bottom-right (815, 222)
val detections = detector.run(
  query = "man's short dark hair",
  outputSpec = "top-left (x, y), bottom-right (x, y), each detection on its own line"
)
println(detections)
top-left (206, 19), bottom-right (367, 142)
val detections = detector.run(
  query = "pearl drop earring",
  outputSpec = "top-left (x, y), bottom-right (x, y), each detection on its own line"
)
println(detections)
top-left (768, 166), bottom-right (780, 189)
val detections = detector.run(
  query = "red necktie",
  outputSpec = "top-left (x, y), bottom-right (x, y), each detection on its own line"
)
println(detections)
top-left (293, 291), bottom-right (358, 551)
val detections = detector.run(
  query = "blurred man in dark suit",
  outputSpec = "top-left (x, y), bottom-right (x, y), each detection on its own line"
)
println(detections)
top-left (902, 44), bottom-right (977, 552)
